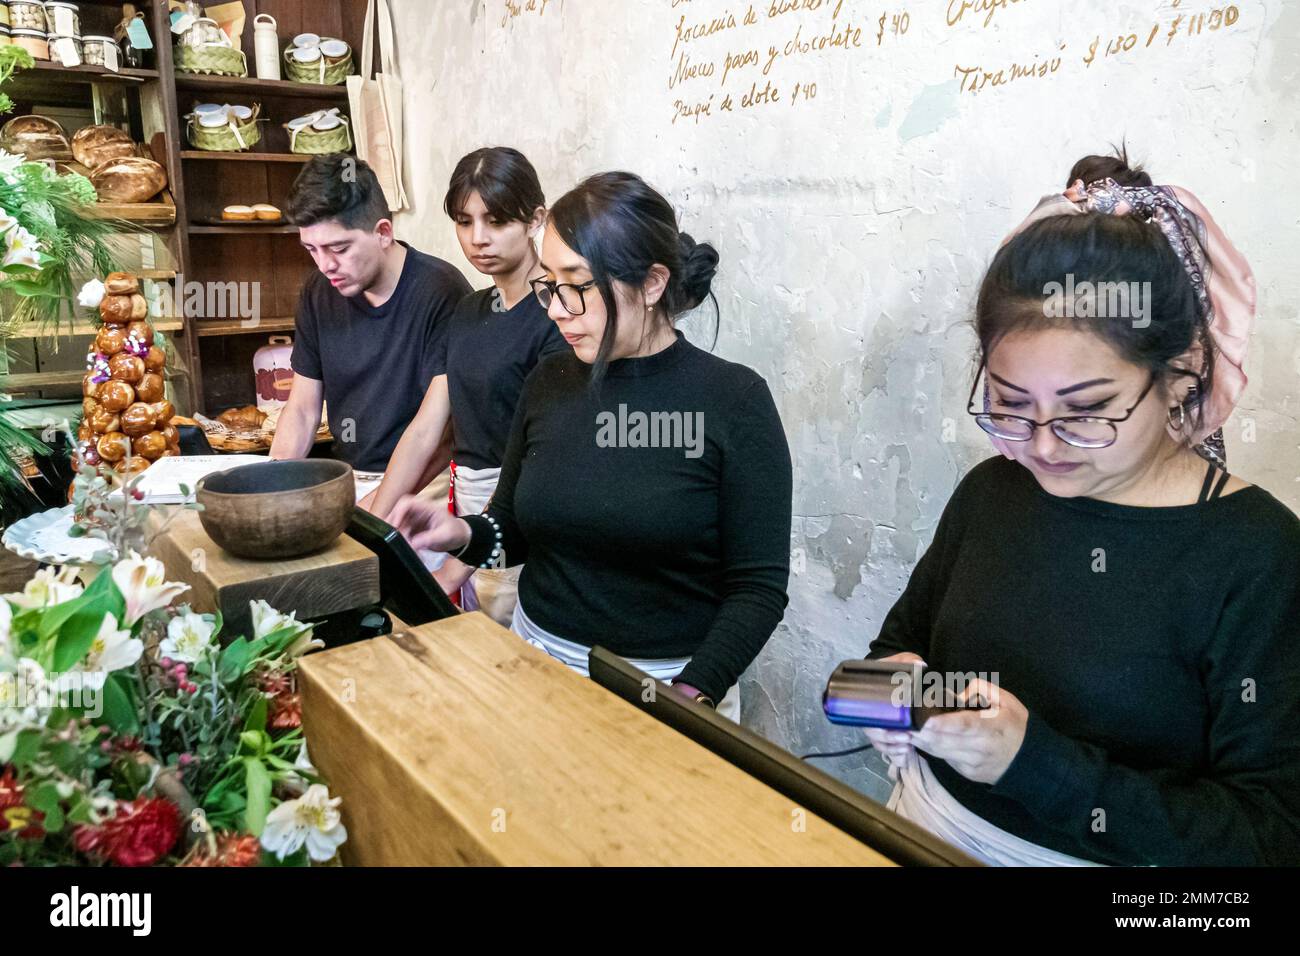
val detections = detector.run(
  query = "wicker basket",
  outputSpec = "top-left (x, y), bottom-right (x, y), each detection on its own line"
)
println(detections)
top-left (174, 43), bottom-right (249, 77)
top-left (283, 41), bottom-right (352, 85)
top-left (186, 105), bottom-right (263, 152)
top-left (285, 117), bottom-right (352, 155)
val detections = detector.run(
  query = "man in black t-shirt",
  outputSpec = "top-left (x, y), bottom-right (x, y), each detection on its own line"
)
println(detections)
top-left (270, 155), bottom-right (470, 476)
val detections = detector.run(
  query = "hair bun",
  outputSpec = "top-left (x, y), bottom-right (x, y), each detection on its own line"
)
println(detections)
top-left (677, 232), bottom-right (719, 311)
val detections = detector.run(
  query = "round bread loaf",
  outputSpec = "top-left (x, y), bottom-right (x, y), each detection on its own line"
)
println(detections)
top-left (71, 125), bottom-right (137, 170)
top-left (0, 115), bottom-right (71, 161)
top-left (89, 156), bottom-right (167, 203)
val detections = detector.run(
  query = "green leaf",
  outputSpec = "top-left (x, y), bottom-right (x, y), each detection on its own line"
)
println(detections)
top-left (50, 607), bottom-right (108, 673)
top-left (67, 794), bottom-right (95, 825)
top-left (217, 636), bottom-right (252, 683)
top-left (48, 740), bottom-right (81, 775)
top-left (244, 695), bottom-right (267, 735)
top-left (7, 729), bottom-right (41, 770)
top-left (48, 572), bottom-right (126, 672)
top-left (239, 730), bottom-right (271, 758)
top-left (28, 782), bottom-right (61, 816)
top-left (101, 674), bottom-right (140, 735)
top-left (260, 845), bottom-right (309, 867)
top-left (242, 758), bottom-right (272, 837)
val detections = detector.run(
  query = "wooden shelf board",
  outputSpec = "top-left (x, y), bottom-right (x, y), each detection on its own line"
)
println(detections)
top-left (6, 318), bottom-right (185, 340)
top-left (83, 201), bottom-right (177, 228)
top-left (14, 62), bottom-right (159, 85)
top-left (195, 317), bottom-right (296, 337)
top-left (180, 151), bottom-right (312, 163)
top-left (189, 223), bottom-right (298, 235)
top-left (4, 370), bottom-right (88, 390)
top-left (173, 73), bottom-right (350, 101)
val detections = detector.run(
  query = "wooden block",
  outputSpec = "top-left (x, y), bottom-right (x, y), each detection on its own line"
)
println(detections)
top-left (299, 612), bottom-right (891, 867)
top-left (149, 507), bottom-right (379, 637)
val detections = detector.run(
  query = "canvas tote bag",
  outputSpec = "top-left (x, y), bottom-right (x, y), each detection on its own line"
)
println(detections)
top-left (347, 0), bottom-right (408, 211)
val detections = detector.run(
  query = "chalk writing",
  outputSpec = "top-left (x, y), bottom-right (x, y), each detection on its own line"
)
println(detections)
top-left (954, 41), bottom-right (1065, 95)
top-left (499, 0), bottom-right (551, 29)
top-left (946, 0), bottom-right (1031, 30)
top-left (664, 0), bottom-right (877, 124)
top-left (1082, 5), bottom-right (1243, 70)
top-left (876, 10), bottom-right (910, 45)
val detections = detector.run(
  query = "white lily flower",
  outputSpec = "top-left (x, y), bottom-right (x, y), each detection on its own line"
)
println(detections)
top-left (0, 658), bottom-right (49, 734)
top-left (280, 741), bottom-right (318, 796)
top-left (160, 611), bottom-right (216, 663)
top-left (1, 218), bottom-right (41, 269)
top-left (77, 278), bottom-right (106, 309)
top-left (250, 599), bottom-right (304, 638)
top-left (111, 552), bottom-right (189, 626)
top-left (4, 565), bottom-right (84, 610)
top-left (260, 784), bottom-right (347, 862)
top-left (65, 613), bottom-right (141, 692)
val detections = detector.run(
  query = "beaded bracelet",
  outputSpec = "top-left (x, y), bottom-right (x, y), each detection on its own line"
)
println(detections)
top-left (455, 513), bottom-right (504, 569)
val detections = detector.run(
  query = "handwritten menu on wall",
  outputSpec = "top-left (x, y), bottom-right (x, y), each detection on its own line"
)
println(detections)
top-left (662, 0), bottom-right (1247, 126)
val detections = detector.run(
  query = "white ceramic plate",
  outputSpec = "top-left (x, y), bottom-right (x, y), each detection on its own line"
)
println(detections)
top-left (2, 505), bottom-right (116, 566)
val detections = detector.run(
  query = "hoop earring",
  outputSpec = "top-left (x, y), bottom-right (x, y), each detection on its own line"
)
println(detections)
top-left (1168, 403), bottom-right (1187, 432)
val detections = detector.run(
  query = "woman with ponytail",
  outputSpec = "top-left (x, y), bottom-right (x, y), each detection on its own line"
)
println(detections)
top-left (362, 147), bottom-right (566, 625)
top-left (390, 171), bottom-right (794, 720)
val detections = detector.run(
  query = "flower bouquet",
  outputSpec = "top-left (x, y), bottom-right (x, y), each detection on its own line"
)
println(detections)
top-left (0, 547), bottom-right (347, 867)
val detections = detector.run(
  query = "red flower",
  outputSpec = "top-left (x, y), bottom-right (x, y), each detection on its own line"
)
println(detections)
top-left (267, 690), bottom-right (302, 730)
top-left (180, 831), bottom-right (261, 867)
top-left (259, 668), bottom-right (301, 730)
top-left (72, 797), bottom-right (180, 867)
top-left (0, 766), bottom-right (45, 840)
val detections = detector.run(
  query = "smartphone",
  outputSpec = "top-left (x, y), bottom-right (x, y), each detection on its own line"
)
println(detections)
top-left (822, 659), bottom-right (985, 730)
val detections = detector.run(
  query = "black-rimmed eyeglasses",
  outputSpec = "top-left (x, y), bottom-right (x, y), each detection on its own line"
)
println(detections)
top-left (966, 362), bottom-right (1157, 450)
top-left (530, 277), bottom-right (597, 316)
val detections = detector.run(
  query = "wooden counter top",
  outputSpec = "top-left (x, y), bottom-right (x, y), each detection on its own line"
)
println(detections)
top-left (148, 508), bottom-right (379, 638)
top-left (299, 611), bottom-right (893, 866)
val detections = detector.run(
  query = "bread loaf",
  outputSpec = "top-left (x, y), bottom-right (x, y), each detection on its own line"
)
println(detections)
top-left (0, 115), bottom-right (71, 161)
top-left (89, 156), bottom-right (167, 204)
top-left (71, 125), bottom-right (137, 170)
top-left (217, 405), bottom-right (268, 429)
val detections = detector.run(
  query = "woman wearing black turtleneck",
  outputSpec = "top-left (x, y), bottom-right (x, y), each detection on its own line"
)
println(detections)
top-left (390, 172), bottom-right (793, 718)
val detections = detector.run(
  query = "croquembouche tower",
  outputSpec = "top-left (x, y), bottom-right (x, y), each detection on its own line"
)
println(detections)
top-left (75, 272), bottom-right (180, 483)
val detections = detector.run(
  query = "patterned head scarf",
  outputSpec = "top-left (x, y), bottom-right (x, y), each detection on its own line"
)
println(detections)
top-left (982, 178), bottom-right (1256, 467)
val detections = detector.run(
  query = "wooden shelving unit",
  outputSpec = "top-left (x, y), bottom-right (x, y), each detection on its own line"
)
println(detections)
top-left (3, 0), bottom-right (368, 417)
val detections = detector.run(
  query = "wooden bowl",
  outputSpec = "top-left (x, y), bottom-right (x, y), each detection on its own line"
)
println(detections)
top-left (196, 459), bottom-right (355, 559)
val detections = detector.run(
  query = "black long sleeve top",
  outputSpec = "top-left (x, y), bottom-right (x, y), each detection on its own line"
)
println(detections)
top-left (460, 331), bottom-right (793, 700)
top-left (869, 455), bottom-right (1300, 866)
